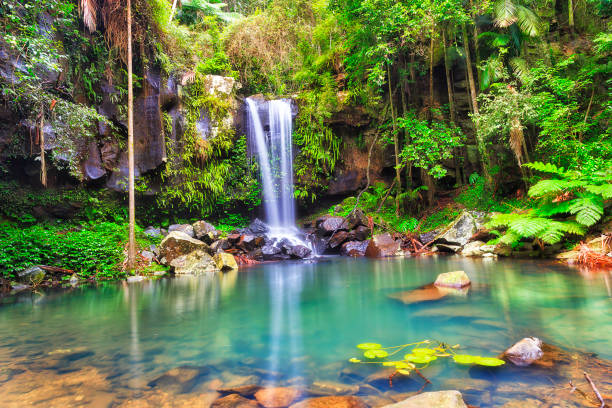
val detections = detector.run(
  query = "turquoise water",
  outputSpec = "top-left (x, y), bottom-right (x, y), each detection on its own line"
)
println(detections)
top-left (0, 256), bottom-right (610, 406)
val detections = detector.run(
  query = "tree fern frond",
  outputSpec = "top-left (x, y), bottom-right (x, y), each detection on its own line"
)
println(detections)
top-left (523, 161), bottom-right (566, 175)
top-left (528, 179), bottom-right (570, 197)
top-left (557, 221), bottom-right (586, 236)
top-left (508, 216), bottom-right (549, 237)
top-left (538, 222), bottom-right (565, 244)
top-left (569, 196), bottom-right (604, 226)
top-left (499, 230), bottom-right (521, 246)
top-left (515, 5), bottom-right (541, 37)
top-left (584, 184), bottom-right (612, 199)
top-left (494, 0), bottom-right (517, 28)
top-left (486, 212), bottom-right (522, 229)
top-left (534, 200), bottom-right (573, 216)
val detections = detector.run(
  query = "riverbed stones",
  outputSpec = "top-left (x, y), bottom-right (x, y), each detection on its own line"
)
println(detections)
top-left (170, 250), bottom-right (219, 274)
top-left (255, 387), bottom-right (303, 408)
top-left (213, 253), bottom-right (238, 272)
top-left (306, 381), bottom-right (359, 396)
top-left (159, 231), bottom-right (210, 264)
top-left (434, 271), bottom-right (471, 288)
top-left (212, 393), bottom-right (261, 408)
top-left (382, 390), bottom-right (467, 408)
top-left (290, 396), bottom-right (367, 408)
top-left (503, 337), bottom-right (544, 366)
top-left (365, 234), bottom-right (401, 258)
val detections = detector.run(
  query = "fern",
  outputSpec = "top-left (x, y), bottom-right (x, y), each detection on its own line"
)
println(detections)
top-left (534, 200), bottom-right (572, 216)
top-left (527, 179), bottom-right (570, 197)
top-left (584, 184), bottom-right (612, 199)
top-left (523, 161), bottom-right (566, 175)
top-left (568, 195), bottom-right (605, 227)
top-left (507, 216), bottom-right (549, 237)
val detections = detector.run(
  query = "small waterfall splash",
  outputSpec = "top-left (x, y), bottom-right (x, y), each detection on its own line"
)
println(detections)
top-left (245, 97), bottom-right (309, 248)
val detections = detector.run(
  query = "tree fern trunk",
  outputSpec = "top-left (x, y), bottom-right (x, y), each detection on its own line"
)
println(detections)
top-left (127, 0), bottom-right (136, 272)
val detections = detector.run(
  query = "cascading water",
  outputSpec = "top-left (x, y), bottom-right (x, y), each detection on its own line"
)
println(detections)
top-left (246, 97), bottom-right (310, 249)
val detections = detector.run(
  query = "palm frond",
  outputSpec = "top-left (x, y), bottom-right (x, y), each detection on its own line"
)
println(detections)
top-left (80, 0), bottom-right (98, 32)
top-left (509, 57), bottom-right (529, 83)
top-left (494, 0), bottom-right (518, 28)
top-left (515, 5), bottom-right (541, 37)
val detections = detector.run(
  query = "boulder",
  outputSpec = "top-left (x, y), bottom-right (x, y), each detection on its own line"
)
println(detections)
top-left (237, 235), bottom-right (265, 251)
top-left (255, 387), bottom-right (303, 408)
top-left (227, 234), bottom-right (242, 244)
top-left (340, 241), bottom-right (368, 257)
top-left (365, 234), bottom-right (401, 258)
top-left (290, 396), bottom-right (367, 408)
top-left (306, 381), bottom-right (359, 396)
top-left (461, 241), bottom-right (486, 256)
top-left (262, 244), bottom-right (283, 260)
top-left (434, 271), bottom-right (471, 288)
top-left (388, 284), bottom-right (450, 305)
top-left (347, 226), bottom-right (370, 242)
top-left (503, 337), bottom-right (543, 367)
top-left (17, 266), bottom-right (46, 284)
top-left (434, 212), bottom-right (485, 247)
top-left (210, 239), bottom-right (231, 253)
top-left (170, 250), bottom-right (219, 275)
top-left (143, 226), bottom-right (162, 238)
top-left (382, 390), bottom-right (467, 408)
top-left (214, 253), bottom-right (238, 272)
top-left (159, 231), bottom-right (210, 264)
top-left (168, 224), bottom-right (195, 238)
top-left (346, 209), bottom-right (368, 229)
top-left (211, 394), bottom-right (260, 408)
top-left (290, 245), bottom-right (312, 259)
top-left (418, 229), bottom-right (441, 245)
top-left (217, 384), bottom-right (262, 397)
top-left (193, 220), bottom-right (216, 240)
top-left (329, 231), bottom-right (350, 249)
top-left (317, 216), bottom-right (347, 235)
top-left (244, 218), bottom-right (269, 235)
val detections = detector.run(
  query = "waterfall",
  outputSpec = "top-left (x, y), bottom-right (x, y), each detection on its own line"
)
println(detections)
top-left (246, 97), bottom-right (300, 238)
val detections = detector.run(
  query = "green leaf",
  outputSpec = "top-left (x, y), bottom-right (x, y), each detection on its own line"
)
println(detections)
top-left (405, 354), bottom-right (437, 364)
top-left (349, 358), bottom-right (361, 363)
top-left (357, 343), bottom-right (382, 350)
top-left (453, 354), bottom-right (480, 365)
top-left (476, 357), bottom-right (506, 366)
top-left (569, 196), bottom-right (604, 227)
top-left (411, 348), bottom-right (436, 356)
top-left (364, 349), bottom-right (389, 359)
top-left (397, 369), bottom-right (412, 375)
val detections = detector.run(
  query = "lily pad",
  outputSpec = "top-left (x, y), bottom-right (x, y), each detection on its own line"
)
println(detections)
top-left (453, 354), bottom-right (479, 365)
top-left (405, 354), bottom-right (437, 364)
top-left (397, 369), bottom-right (412, 375)
top-left (364, 349), bottom-right (389, 359)
top-left (476, 357), bottom-right (505, 367)
top-left (357, 343), bottom-right (382, 350)
top-left (349, 358), bottom-right (361, 363)
top-left (412, 348), bottom-right (436, 356)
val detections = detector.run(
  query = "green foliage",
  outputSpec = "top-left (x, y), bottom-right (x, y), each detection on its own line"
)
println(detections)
top-left (487, 161), bottom-right (611, 246)
top-left (0, 222), bottom-right (130, 279)
top-left (350, 340), bottom-right (505, 379)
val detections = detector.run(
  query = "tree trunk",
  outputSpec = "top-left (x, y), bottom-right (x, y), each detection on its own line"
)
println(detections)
top-left (127, 0), bottom-right (137, 271)
top-left (462, 23), bottom-right (492, 188)
top-left (568, 0), bottom-right (574, 32)
top-left (169, 0), bottom-right (179, 23)
top-left (443, 29), bottom-right (456, 124)
top-left (39, 108), bottom-right (47, 187)
top-left (387, 62), bottom-right (401, 216)
top-left (469, 0), bottom-right (482, 87)
top-left (429, 25), bottom-right (435, 107)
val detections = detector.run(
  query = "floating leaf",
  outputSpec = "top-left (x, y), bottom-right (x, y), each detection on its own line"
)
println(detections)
top-left (396, 361), bottom-right (415, 369)
top-left (349, 358), bottom-right (361, 363)
top-left (364, 349), bottom-right (389, 359)
top-left (405, 354), bottom-right (437, 364)
top-left (357, 343), bottom-right (382, 350)
top-left (397, 369), bottom-right (412, 375)
top-left (412, 348), bottom-right (436, 356)
top-left (476, 357), bottom-right (506, 367)
top-left (453, 354), bottom-right (479, 365)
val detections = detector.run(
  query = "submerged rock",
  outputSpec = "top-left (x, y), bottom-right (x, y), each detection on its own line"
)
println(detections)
top-left (365, 234), bottom-right (402, 258)
top-left (168, 224), bottom-right (195, 238)
top-left (255, 387), bottom-right (303, 408)
top-left (503, 337), bottom-right (543, 367)
top-left (306, 381), bottom-right (359, 396)
top-left (170, 250), bottom-right (219, 275)
top-left (159, 231), bottom-right (210, 264)
top-left (212, 393), bottom-right (260, 408)
top-left (290, 395), bottom-right (367, 408)
top-left (382, 390), bottom-right (467, 408)
top-left (434, 271), bottom-right (471, 288)
top-left (388, 283), bottom-right (468, 305)
top-left (213, 253), bottom-right (238, 272)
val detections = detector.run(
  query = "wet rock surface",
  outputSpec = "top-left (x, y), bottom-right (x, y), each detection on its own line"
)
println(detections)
top-left (503, 337), bottom-right (544, 367)
top-left (434, 271), bottom-right (471, 288)
top-left (383, 390), bottom-right (468, 408)
top-left (365, 234), bottom-right (402, 258)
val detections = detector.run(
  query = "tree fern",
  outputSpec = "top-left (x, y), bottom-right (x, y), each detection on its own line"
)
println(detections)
top-left (523, 161), bottom-right (566, 175)
top-left (507, 216), bottom-right (549, 237)
top-left (568, 195), bottom-right (605, 226)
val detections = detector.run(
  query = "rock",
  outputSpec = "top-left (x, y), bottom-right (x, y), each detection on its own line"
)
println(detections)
top-left (329, 231), bottom-right (350, 249)
top-left (436, 243), bottom-right (463, 253)
top-left (218, 384), bottom-right (262, 397)
top-left (170, 250), bottom-right (219, 275)
top-left (290, 245), bottom-right (312, 259)
top-left (382, 390), bottom-right (467, 408)
top-left (434, 271), bottom-right (471, 288)
top-left (159, 231), bottom-right (210, 264)
top-left (340, 241), bottom-right (368, 257)
top-left (347, 226), bottom-right (370, 242)
top-left (17, 266), bottom-right (46, 284)
top-left (418, 229), bottom-right (440, 245)
top-left (317, 216), bottom-right (347, 235)
top-left (434, 212), bottom-right (485, 247)
top-left (306, 381), bottom-right (359, 396)
top-left (244, 218), bottom-right (270, 235)
top-left (461, 241), bottom-right (486, 256)
top-left (211, 239), bottom-right (231, 253)
top-left (494, 244), bottom-right (513, 257)
top-left (346, 209), bottom-right (368, 229)
top-left (193, 220), bottom-right (217, 240)
top-left (365, 234), bottom-right (401, 258)
top-left (290, 396), bottom-right (367, 408)
top-left (127, 275), bottom-right (146, 283)
top-left (504, 337), bottom-right (544, 367)
top-left (255, 387), bottom-right (303, 408)
top-left (262, 244), bottom-right (283, 260)
top-left (143, 226), bottom-right (162, 238)
top-left (227, 234), bottom-right (241, 244)
top-left (214, 253), bottom-right (238, 272)
top-left (141, 251), bottom-right (155, 263)
top-left (168, 224), bottom-right (195, 237)
top-left (211, 393), bottom-right (260, 408)
top-left (237, 235), bottom-right (265, 251)
top-left (388, 284), bottom-right (451, 305)
top-left (148, 366), bottom-right (209, 393)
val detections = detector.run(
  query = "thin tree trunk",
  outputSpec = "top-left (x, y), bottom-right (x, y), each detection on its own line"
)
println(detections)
top-left (429, 25), bottom-right (435, 107)
top-left (409, 53), bottom-right (416, 104)
top-left (169, 0), bottom-right (179, 23)
top-left (568, 0), bottom-right (574, 32)
top-left (463, 23), bottom-right (492, 188)
top-left (39, 108), bottom-right (47, 187)
top-left (127, 0), bottom-right (136, 271)
top-left (443, 29), bottom-right (456, 124)
top-left (387, 62), bottom-right (401, 216)
top-left (470, 0), bottom-right (482, 87)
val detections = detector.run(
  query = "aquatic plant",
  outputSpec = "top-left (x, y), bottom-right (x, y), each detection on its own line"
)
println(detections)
top-left (350, 340), bottom-right (505, 384)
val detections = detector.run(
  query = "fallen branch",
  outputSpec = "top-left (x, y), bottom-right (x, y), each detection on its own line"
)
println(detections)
top-left (584, 371), bottom-right (606, 408)
top-left (36, 265), bottom-right (75, 275)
